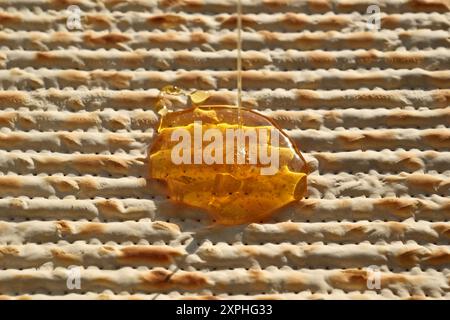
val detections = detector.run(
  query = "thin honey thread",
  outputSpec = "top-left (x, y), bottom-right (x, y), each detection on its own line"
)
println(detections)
top-left (236, 0), bottom-right (243, 127)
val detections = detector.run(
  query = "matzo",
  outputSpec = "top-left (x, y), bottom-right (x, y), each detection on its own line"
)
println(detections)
top-left (0, 0), bottom-right (449, 300)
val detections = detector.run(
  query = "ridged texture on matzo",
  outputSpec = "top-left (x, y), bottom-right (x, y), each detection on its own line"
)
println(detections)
top-left (0, 0), bottom-right (449, 300)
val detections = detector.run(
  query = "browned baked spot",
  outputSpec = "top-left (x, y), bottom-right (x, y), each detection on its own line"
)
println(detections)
top-left (72, 155), bottom-right (105, 172)
top-left (206, 91), bottom-right (235, 106)
top-left (50, 248), bottom-right (81, 264)
top-left (294, 89), bottom-right (321, 105)
top-left (386, 52), bottom-right (423, 68)
top-left (409, 0), bottom-right (450, 12)
top-left (273, 221), bottom-right (299, 234)
top-left (108, 114), bottom-right (130, 129)
top-left (85, 14), bottom-right (112, 28)
top-left (406, 174), bottom-right (443, 192)
top-left (345, 32), bottom-right (378, 49)
top-left (190, 32), bottom-right (210, 44)
top-left (432, 223), bottom-right (450, 238)
top-left (91, 71), bottom-right (132, 89)
top-left (28, 155), bottom-right (56, 171)
top-left (51, 0), bottom-right (85, 9)
top-left (159, 0), bottom-right (181, 7)
top-left (219, 33), bottom-right (237, 46)
top-left (35, 51), bottom-right (56, 62)
top-left (171, 272), bottom-right (209, 290)
top-left (148, 14), bottom-right (187, 27)
top-left (344, 224), bottom-right (367, 237)
top-left (385, 110), bottom-right (422, 126)
top-left (307, 51), bottom-right (336, 67)
top-left (74, 155), bottom-right (134, 174)
top-left (148, 32), bottom-right (178, 43)
top-left (320, 16), bottom-right (350, 29)
top-left (355, 91), bottom-right (404, 105)
top-left (119, 246), bottom-right (183, 265)
top-left (380, 273), bottom-right (411, 288)
top-left (323, 110), bottom-right (342, 124)
top-left (337, 132), bottom-right (365, 146)
top-left (182, 0), bottom-right (203, 9)
top-left (220, 15), bottom-right (256, 28)
top-left (50, 31), bottom-right (75, 43)
top-left (344, 73), bottom-right (388, 89)
top-left (0, 246), bottom-right (20, 256)
top-left (282, 13), bottom-right (309, 28)
top-left (103, 157), bottom-right (133, 173)
top-left (328, 269), bottom-right (368, 291)
top-left (427, 71), bottom-right (450, 89)
top-left (83, 32), bottom-right (131, 46)
top-left (258, 30), bottom-right (279, 42)
top-left (65, 113), bottom-right (100, 128)
top-left (374, 198), bottom-right (418, 218)
top-left (298, 199), bottom-right (320, 211)
top-left (11, 274), bottom-right (36, 283)
top-left (263, 0), bottom-right (291, 8)
top-left (140, 269), bottom-right (208, 290)
top-left (0, 92), bottom-right (26, 106)
top-left (46, 176), bottom-right (79, 192)
top-left (140, 268), bottom-right (171, 288)
top-left (396, 248), bottom-right (424, 267)
top-left (17, 114), bottom-right (36, 129)
top-left (432, 90), bottom-right (450, 107)
top-left (245, 269), bottom-right (272, 292)
top-left (356, 49), bottom-right (379, 64)
top-left (106, 133), bottom-right (134, 146)
top-left (96, 198), bottom-right (123, 215)
top-left (172, 51), bottom-right (194, 66)
top-left (294, 34), bottom-right (324, 49)
top-left (100, 245), bottom-right (115, 253)
top-left (59, 132), bottom-right (82, 147)
top-left (178, 72), bottom-right (216, 88)
top-left (121, 52), bottom-right (145, 68)
top-left (0, 133), bottom-right (25, 146)
top-left (381, 15), bottom-right (400, 29)
top-left (387, 221), bottom-right (407, 236)
top-left (0, 176), bottom-right (22, 190)
top-left (151, 221), bottom-right (180, 234)
top-left (395, 152), bottom-right (424, 171)
top-left (132, 112), bottom-right (159, 127)
top-left (366, 131), bottom-right (397, 145)
top-left (114, 92), bottom-right (156, 107)
top-left (300, 112), bottom-right (323, 128)
top-left (0, 12), bottom-right (21, 24)
top-left (308, 0), bottom-right (332, 12)
top-left (423, 130), bottom-right (450, 149)
top-left (56, 220), bottom-right (73, 235)
top-left (78, 222), bottom-right (106, 235)
top-left (381, 198), bottom-right (417, 213)
top-left (77, 177), bottom-right (100, 194)
top-left (60, 70), bottom-right (90, 84)
top-left (423, 249), bottom-right (450, 265)
top-left (92, 276), bottom-right (116, 288)
top-left (9, 198), bottom-right (26, 209)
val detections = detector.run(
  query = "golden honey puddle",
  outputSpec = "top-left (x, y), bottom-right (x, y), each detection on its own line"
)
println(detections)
top-left (148, 87), bottom-right (309, 225)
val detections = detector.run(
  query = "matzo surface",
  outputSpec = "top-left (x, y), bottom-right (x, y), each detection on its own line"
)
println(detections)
top-left (0, 0), bottom-right (449, 300)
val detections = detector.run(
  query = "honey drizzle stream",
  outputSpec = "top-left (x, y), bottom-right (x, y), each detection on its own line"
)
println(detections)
top-left (236, 0), bottom-right (243, 127)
